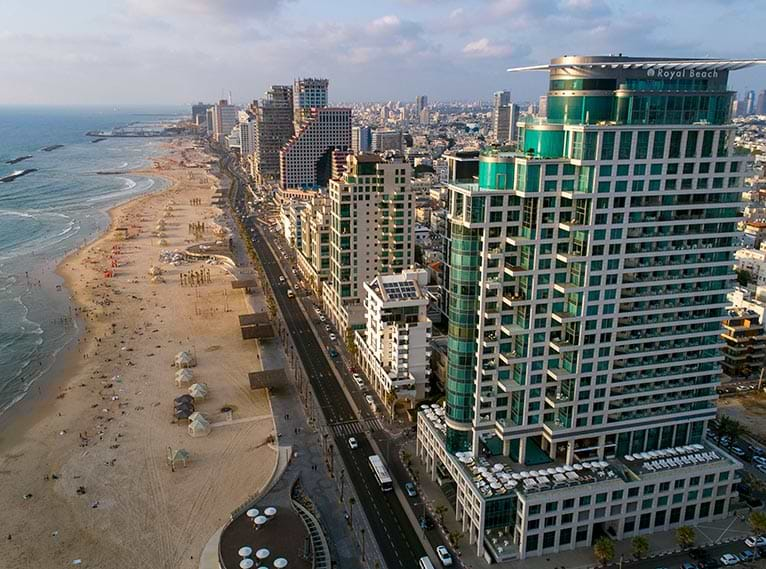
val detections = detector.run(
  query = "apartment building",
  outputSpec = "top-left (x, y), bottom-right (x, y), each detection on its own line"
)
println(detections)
top-left (252, 85), bottom-right (294, 185)
top-left (355, 269), bottom-right (432, 405)
top-left (323, 153), bottom-right (416, 332)
top-left (297, 194), bottom-right (332, 295)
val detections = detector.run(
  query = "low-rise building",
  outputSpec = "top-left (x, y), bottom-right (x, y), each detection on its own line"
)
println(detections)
top-left (734, 245), bottom-right (766, 286)
top-left (721, 307), bottom-right (766, 381)
top-left (355, 269), bottom-right (432, 405)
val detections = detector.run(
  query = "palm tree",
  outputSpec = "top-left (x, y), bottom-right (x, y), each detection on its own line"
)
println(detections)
top-left (448, 530), bottom-right (464, 548)
top-left (631, 535), bottom-right (649, 559)
top-left (593, 536), bottom-right (615, 566)
top-left (749, 510), bottom-right (766, 534)
top-left (348, 496), bottom-right (356, 528)
top-left (434, 503), bottom-right (448, 526)
top-left (676, 526), bottom-right (696, 549)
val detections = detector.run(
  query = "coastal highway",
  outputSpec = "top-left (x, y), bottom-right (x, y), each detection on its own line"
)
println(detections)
top-left (221, 153), bottom-right (426, 569)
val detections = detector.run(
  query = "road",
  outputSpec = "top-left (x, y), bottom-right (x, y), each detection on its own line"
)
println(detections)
top-left (220, 153), bottom-right (427, 569)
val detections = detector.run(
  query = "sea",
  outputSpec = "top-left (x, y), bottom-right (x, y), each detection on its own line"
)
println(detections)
top-left (0, 105), bottom-right (187, 417)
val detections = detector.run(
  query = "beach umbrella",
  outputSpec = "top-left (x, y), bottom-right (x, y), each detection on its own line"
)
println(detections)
top-left (273, 558), bottom-right (288, 568)
top-left (264, 507), bottom-right (277, 517)
top-left (188, 411), bottom-right (205, 422)
top-left (254, 515), bottom-right (268, 526)
top-left (246, 508), bottom-right (259, 519)
top-left (256, 549), bottom-right (270, 560)
top-left (240, 560), bottom-right (254, 569)
top-left (238, 547), bottom-right (253, 558)
top-left (175, 369), bottom-right (194, 386)
top-left (174, 408), bottom-right (192, 420)
top-left (189, 384), bottom-right (208, 400)
top-left (188, 417), bottom-right (211, 438)
top-left (175, 394), bottom-right (194, 404)
top-left (175, 351), bottom-right (195, 368)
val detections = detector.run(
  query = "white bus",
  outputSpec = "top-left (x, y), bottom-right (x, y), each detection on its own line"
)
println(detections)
top-left (368, 454), bottom-right (393, 492)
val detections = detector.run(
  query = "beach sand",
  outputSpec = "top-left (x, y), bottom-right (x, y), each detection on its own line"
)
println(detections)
top-left (0, 140), bottom-right (276, 569)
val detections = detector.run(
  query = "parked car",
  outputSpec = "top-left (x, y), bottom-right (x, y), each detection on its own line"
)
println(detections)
top-left (681, 562), bottom-right (698, 569)
top-left (745, 536), bottom-right (766, 548)
top-left (731, 446), bottom-right (746, 457)
top-left (328, 348), bottom-right (338, 358)
top-left (756, 464), bottom-right (766, 474)
top-left (365, 395), bottom-right (375, 409)
top-left (319, 315), bottom-right (326, 322)
top-left (739, 550), bottom-right (754, 562)
top-left (435, 545), bottom-right (453, 567)
top-left (353, 374), bottom-right (364, 388)
top-left (753, 456), bottom-right (766, 466)
top-left (348, 437), bottom-right (358, 449)
top-left (719, 553), bottom-right (739, 566)
top-left (329, 333), bottom-right (337, 341)
top-left (405, 482), bottom-right (417, 497)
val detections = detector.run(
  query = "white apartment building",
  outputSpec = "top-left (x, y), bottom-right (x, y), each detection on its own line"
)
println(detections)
top-left (323, 153), bottom-right (416, 333)
top-left (280, 200), bottom-right (307, 249)
top-left (279, 107), bottom-right (351, 189)
top-left (212, 99), bottom-right (239, 146)
top-left (355, 269), bottom-right (432, 404)
top-left (734, 245), bottom-right (766, 286)
top-left (297, 195), bottom-right (332, 295)
top-left (238, 110), bottom-right (256, 157)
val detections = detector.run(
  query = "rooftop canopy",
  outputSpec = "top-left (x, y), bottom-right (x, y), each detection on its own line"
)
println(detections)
top-left (509, 57), bottom-right (766, 73)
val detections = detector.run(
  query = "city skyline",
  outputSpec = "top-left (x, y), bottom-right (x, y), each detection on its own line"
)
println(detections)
top-left (2, 0), bottom-right (766, 105)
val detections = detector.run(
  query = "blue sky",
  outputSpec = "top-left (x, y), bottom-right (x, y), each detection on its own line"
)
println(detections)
top-left (1, 0), bottom-right (765, 105)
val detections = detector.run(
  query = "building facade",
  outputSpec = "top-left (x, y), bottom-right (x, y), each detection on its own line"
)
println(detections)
top-left (721, 308), bottom-right (766, 381)
top-left (355, 269), bottom-right (432, 405)
top-left (323, 153), bottom-right (416, 332)
top-left (279, 107), bottom-right (351, 189)
top-left (297, 194), bottom-right (332, 296)
top-left (192, 102), bottom-right (213, 126)
top-left (352, 125), bottom-right (372, 154)
top-left (293, 77), bottom-right (329, 129)
top-left (212, 99), bottom-right (239, 146)
top-left (252, 85), bottom-right (295, 185)
top-left (372, 129), bottom-right (403, 153)
top-left (417, 55), bottom-right (755, 561)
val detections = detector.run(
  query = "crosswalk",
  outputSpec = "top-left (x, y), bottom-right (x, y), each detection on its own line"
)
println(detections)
top-left (331, 417), bottom-right (384, 436)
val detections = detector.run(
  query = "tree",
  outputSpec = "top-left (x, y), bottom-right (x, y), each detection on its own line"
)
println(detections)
top-left (448, 530), bottom-right (464, 548)
top-left (737, 269), bottom-right (753, 287)
top-left (434, 503), bottom-right (448, 526)
top-left (593, 536), bottom-right (615, 566)
top-left (631, 535), bottom-right (649, 559)
top-left (676, 526), bottom-right (696, 549)
top-left (749, 510), bottom-right (766, 535)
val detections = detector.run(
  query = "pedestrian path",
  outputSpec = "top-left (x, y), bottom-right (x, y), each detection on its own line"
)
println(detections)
top-left (330, 417), bottom-right (384, 436)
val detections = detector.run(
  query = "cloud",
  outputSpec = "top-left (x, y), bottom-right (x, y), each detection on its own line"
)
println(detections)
top-left (126, 0), bottom-right (293, 20)
top-left (462, 38), bottom-right (516, 58)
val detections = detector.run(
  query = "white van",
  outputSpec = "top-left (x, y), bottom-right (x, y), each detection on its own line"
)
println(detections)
top-left (418, 557), bottom-right (436, 569)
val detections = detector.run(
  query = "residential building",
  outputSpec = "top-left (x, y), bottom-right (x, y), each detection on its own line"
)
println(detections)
top-left (444, 149), bottom-right (480, 182)
top-left (238, 109), bottom-right (256, 157)
top-left (492, 90), bottom-right (511, 143)
top-left (280, 200), bottom-right (307, 249)
top-left (205, 107), bottom-right (214, 135)
top-left (252, 85), bottom-right (294, 185)
top-left (745, 90), bottom-right (756, 116)
top-left (728, 286), bottom-right (766, 323)
top-left (323, 153), bottom-right (416, 332)
top-left (416, 95), bottom-right (429, 116)
top-left (293, 77), bottom-right (329, 129)
top-left (279, 107), bottom-right (351, 189)
top-left (297, 194), bottom-right (332, 295)
top-left (352, 126), bottom-right (372, 153)
top-left (212, 99), bottom-right (239, 146)
top-left (721, 308), bottom-right (766, 381)
top-left (757, 90), bottom-right (766, 115)
top-left (417, 55), bottom-right (754, 561)
top-left (355, 269), bottom-right (433, 406)
top-left (734, 245), bottom-right (766, 286)
top-left (372, 129), bottom-right (403, 153)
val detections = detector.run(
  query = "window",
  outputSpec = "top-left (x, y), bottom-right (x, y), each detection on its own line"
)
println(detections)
top-left (618, 132), bottom-right (633, 160)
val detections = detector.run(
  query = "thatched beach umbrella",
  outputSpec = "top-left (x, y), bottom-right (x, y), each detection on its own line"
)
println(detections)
top-left (174, 394), bottom-right (194, 405)
top-left (189, 383), bottom-right (208, 400)
top-left (188, 417), bottom-right (211, 438)
top-left (174, 351), bottom-right (195, 368)
top-left (175, 368), bottom-right (194, 386)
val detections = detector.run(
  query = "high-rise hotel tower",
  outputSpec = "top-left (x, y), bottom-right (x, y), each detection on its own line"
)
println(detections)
top-left (417, 56), bottom-right (765, 561)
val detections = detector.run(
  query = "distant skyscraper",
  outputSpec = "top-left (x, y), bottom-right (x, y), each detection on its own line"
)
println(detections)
top-left (352, 126), bottom-right (372, 153)
top-left (191, 102), bottom-right (213, 126)
top-left (415, 95), bottom-right (429, 123)
top-left (538, 95), bottom-right (548, 118)
top-left (212, 99), bottom-right (238, 146)
top-left (745, 90), bottom-right (756, 115)
top-left (757, 90), bottom-right (766, 115)
top-left (279, 107), bottom-right (351, 189)
top-left (293, 78), bottom-right (329, 129)
top-left (372, 129), bottom-right (403, 152)
top-left (237, 109), bottom-right (256, 157)
top-left (492, 90), bottom-right (519, 144)
top-left (253, 85), bottom-right (294, 184)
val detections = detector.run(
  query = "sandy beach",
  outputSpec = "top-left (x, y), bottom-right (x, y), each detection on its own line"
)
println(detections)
top-left (0, 140), bottom-right (276, 569)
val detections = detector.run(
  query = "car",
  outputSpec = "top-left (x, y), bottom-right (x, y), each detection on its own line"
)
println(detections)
top-left (737, 385), bottom-right (749, 392)
top-left (328, 348), bottom-right (338, 358)
top-left (681, 562), bottom-right (698, 569)
top-left (405, 482), bottom-right (417, 497)
top-left (752, 455), bottom-right (766, 466)
top-left (325, 324), bottom-right (331, 331)
top-left (329, 333), bottom-right (337, 341)
top-left (740, 550), bottom-right (755, 562)
top-left (435, 545), bottom-right (453, 566)
top-left (319, 315), bottom-right (326, 322)
top-left (756, 464), bottom-right (766, 474)
top-left (745, 536), bottom-right (766, 548)
top-left (278, 276), bottom-right (285, 283)
top-left (719, 553), bottom-right (739, 566)
top-left (365, 395), bottom-right (375, 408)
top-left (732, 446), bottom-right (746, 457)
top-left (353, 373), bottom-right (364, 387)
top-left (314, 307), bottom-right (321, 314)
top-left (348, 437), bottom-right (358, 449)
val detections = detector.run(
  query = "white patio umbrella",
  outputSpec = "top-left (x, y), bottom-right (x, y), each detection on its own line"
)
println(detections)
top-left (240, 560), bottom-right (254, 569)
top-left (264, 507), bottom-right (277, 517)
top-left (256, 548), bottom-right (270, 560)
top-left (238, 546), bottom-right (253, 557)
top-left (246, 508), bottom-right (259, 519)
top-left (273, 559), bottom-right (288, 569)
top-left (254, 515), bottom-right (268, 526)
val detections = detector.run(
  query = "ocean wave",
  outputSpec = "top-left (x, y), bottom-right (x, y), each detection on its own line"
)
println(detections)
top-left (115, 176), bottom-right (137, 191)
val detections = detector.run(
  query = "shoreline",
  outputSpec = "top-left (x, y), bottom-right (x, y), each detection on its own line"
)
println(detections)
top-left (0, 166), bottom-right (173, 452)
top-left (0, 139), bottom-right (275, 568)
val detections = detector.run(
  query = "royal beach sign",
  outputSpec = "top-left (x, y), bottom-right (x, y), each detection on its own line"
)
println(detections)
top-left (646, 67), bottom-right (720, 80)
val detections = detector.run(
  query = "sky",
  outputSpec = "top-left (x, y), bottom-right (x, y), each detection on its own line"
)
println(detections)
top-left (1, 0), bottom-right (766, 106)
